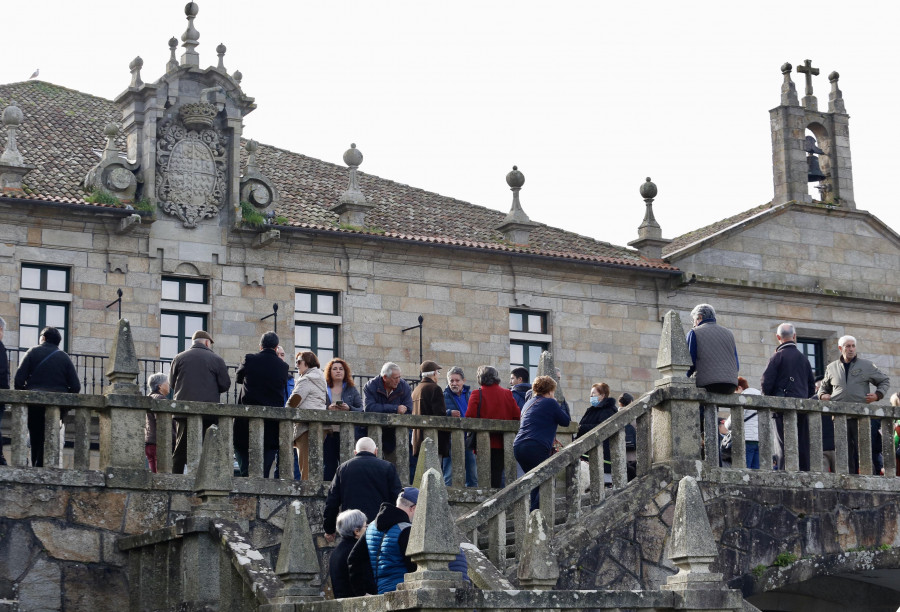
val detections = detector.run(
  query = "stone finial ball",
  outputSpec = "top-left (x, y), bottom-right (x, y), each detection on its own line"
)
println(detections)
top-left (246, 140), bottom-right (258, 154)
top-left (343, 143), bottom-right (363, 167)
top-left (129, 56), bottom-right (143, 70)
top-left (640, 177), bottom-right (657, 199)
top-left (506, 165), bottom-right (525, 189)
top-left (104, 123), bottom-right (120, 138)
top-left (2, 102), bottom-right (23, 127)
top-left (233, 70), bottom-right (243, 83)
top-left (829, 71), bottom-right (840, 82)
top-left (185, 2), bottom-right (199, 17)
top-left (780, 62), bottom-right (792, 74)
top-left (169, 36), bottom-right (178, 49)
top-left (217, 43), bottom-right (226, 54)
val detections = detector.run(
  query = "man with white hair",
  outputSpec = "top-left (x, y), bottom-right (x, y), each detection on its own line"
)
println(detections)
top-left (761, 323), bottom-right (816, 470)
top-left (363, 362), bottom-right (412, 456)
top-left (818, 335), bottom-right (890, 474)
top-left (686, 303), bottom-right (739, 394)
top-left (323, 436), bottom-right (402, 542)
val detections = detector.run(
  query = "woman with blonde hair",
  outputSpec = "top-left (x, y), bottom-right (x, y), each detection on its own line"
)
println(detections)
top-left (287, 351), bottom-right (327, 479)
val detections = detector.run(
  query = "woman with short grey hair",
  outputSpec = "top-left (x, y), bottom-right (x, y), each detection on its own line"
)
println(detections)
top-left (467, 365), bottom-right (520, 488)
top-left (330, 509), bottom-right (367, 598)
top-left (145, 372), bottom-right (170, 473)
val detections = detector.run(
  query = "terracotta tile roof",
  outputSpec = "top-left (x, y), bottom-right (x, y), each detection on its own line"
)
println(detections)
top-left (0, 80), bottom-right (678, 271)
top-left (663, 200), bottom-right (781, 257)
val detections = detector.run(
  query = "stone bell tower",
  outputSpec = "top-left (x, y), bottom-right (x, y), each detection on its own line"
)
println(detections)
top-left (770, 60), bottom-right (854, 208)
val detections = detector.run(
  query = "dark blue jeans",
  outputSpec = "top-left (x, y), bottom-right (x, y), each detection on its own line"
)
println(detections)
top-left (514, 440), bottom-right (552, 511)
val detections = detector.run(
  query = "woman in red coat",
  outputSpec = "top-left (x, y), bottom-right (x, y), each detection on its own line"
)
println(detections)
top-left (466, 365), bottom-right (521, 487)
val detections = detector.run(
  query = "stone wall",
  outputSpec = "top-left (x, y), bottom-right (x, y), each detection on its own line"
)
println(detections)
top-left (555, 466), bottom-right (900, 594)
top-left (3, 200), bottom-right (899, 427)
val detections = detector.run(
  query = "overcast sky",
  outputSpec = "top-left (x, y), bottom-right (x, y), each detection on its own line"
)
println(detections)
top-left (4, 1), bottom-right (898, 247)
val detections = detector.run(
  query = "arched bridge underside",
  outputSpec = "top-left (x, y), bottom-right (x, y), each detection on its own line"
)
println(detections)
top-left (739, 549), bottom-right (900, 612)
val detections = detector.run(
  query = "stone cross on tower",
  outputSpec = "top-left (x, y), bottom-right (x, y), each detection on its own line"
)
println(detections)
top-left (796, 59), bottom-right (819, 110)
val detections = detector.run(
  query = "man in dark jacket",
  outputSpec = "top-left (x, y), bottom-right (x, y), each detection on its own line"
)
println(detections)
top-left (411, 360), bottom-right (447, 480)
top-left (323, 437), bottom-right (402, 541)
top-left (0, 316), bottom-right (8, 465)
top-left (760, 323), bottom-right (816, 471)
top-left (510, 367), bottom-right (530, 409)
top-left (234, 331), bottom-right (289, 477)
top-left (363, 362), bottom-right (412, 456)
top-left (14, 326), bottom-right (80, 467)
top-left (169, 330), bottom-right (231, 474)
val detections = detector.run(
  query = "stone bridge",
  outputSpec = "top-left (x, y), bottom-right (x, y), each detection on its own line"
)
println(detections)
top-left (2, 315), bottom-right (900, 611)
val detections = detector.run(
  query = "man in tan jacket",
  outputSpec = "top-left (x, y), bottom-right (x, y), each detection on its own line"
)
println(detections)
top-left (819, 335), bottom-right (890, 474)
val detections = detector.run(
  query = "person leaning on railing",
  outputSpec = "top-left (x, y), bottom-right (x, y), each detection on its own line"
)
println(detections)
top-left (323, 357), bottom-right (363, 481)
top-left (288, 351), bottom-right (327, 480)
top-left (466, 365), bottom-right (521, 488)
top-left (145, 372), bottom-right (171, 473)
top-left (892, 393), bottom-right (900, 476)
top-left (14, 326), bottom-right (80, 467)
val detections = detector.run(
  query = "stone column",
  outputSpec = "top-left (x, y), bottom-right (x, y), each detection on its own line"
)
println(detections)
top-left (664, 476), bottom-right (744, 611)
top-left (517, 509), bottom-right (559, 589)
top-left (193, 424), bottom-right (235, 519)
top-left (272, 500), bottom-right (322, 603)
top-left (398, 468), bottom-right (468, 590)
top-left (100, 319), bottom-right (146, 483)
top-left (653, 310), bottom-right (700, 467)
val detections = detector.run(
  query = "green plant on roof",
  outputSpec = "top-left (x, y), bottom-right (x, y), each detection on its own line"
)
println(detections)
top-left (751, 564), bottom-right (766, 578)
top-left (240, 200), bottom-right (266, 228)
top-left (772, 552), bottom-right (797, 567)
top-left (85, 188), bottom-right (121, 206)
top-left (272, 216), bottom-right (289, 225)
top-left (133, 198), bottom-right (154, 213)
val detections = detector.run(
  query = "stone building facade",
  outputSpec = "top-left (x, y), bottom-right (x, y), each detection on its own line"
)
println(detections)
top-left (0, 5), bottom-right (896, 418)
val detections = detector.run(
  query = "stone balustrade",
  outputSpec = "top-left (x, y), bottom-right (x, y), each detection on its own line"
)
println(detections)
top-left (0, 388), bottom-right (576, 491)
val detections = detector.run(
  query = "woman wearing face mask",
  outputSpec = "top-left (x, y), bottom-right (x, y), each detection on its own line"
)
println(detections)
top-left (576, 383), bottom-right (618, 473)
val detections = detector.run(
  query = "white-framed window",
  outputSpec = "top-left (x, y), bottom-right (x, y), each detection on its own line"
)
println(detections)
top-left (294, 289), bottom-right (341, 363)
top-left (20, 264), bottom-right (71, 350)
top-left (509, 309), bottom-right (551, 381)
top-left (159, 276), bottom-right (210, 360)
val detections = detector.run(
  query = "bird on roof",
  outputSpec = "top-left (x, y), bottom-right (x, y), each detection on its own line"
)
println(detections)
top-left (29, 69), bottom-right (39, 79)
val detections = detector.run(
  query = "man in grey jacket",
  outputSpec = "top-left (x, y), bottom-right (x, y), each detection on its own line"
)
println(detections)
top-left (818, 335), bottom-right (890, 474)
top-left (170, 330), bottom-right (231, 474)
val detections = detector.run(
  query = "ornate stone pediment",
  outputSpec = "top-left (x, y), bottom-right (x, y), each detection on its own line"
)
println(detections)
top-left (156, 111), bottom-right (227, 228)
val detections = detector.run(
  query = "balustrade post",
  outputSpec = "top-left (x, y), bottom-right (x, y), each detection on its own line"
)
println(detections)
top-left (394, 426), bottom-right (410, 486)
top-left (248, 417), bottom-right (264, 478)
top-left (307, 422), bottom-right (323, 482)
top-left (653, 311), bottom-right (699, 469)
top-left (610, 430), bottom-right (628, 488)
top-left (9, 404), bottom-right (28, 467)
top-left (72, 407), bottom-right (91, 470)
top-left (784, 410), bottom-right (799, 472)
top-left (43, 405), bottom-right (61, 468)
top-left (808, 412), bottom-right (824, 473)
top-left (503, 432), bottom-right (517, 488)
top-left (156, 412), bottom-right (174, 474)
top-left (476, 431), bottom-right (490, 487)
top-left (731, 405), bottom-right (746, 469)
top-left (450, 429), bottom-right (465, 488)
top-left (881, 417), bottom-right (895, 477)
top-left (100, 319), bottom-right (145, 479)
top-left (833, 414), bottom-right (849, 475)
top-left (858, 416), bottom-right (873, 475)
top-left (278, 420), bottom-right (294, 482)
top-left (517, 509), bottom-right (559, 590)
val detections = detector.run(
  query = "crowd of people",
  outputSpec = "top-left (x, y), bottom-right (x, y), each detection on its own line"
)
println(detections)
top-left (3, 305), bottom-right (898, 597)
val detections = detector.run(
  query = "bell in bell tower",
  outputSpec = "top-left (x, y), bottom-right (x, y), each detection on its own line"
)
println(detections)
top-left (770, 60), bottom-right (854, 208)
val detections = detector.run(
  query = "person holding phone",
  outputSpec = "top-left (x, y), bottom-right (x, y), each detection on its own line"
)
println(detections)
top-left (324, 358), bottom-right (363, 480)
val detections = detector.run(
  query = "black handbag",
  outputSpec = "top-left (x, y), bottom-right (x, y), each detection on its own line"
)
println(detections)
top-left (465, 390), bottom-right (483, 451)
